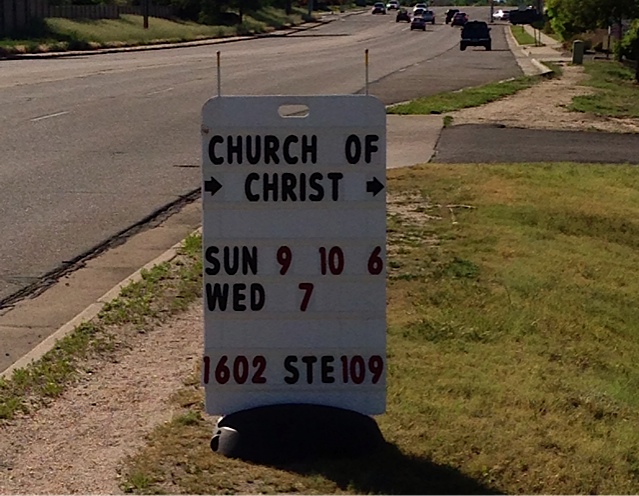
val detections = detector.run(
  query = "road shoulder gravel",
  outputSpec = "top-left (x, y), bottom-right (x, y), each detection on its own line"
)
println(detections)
top-left (0, 303), bottom-right (202, 494)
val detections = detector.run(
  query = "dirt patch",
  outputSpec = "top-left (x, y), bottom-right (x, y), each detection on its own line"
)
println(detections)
top-left (0, 305), bottom-right (202, 495)
top-left (449, 63), bottom-right (639, 134)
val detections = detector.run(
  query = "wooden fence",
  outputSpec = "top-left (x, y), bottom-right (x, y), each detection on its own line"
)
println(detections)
top-left (0, 0), bottom-right (173, 36)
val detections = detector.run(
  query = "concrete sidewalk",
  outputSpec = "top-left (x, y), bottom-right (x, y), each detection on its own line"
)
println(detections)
top-left (501, 21), bottom-right (571, 75)
top-left (520, 23), bottom-right (571, 64)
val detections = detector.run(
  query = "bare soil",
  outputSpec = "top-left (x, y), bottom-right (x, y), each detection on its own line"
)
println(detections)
top-left (2, 61), bottom-right (638, 496)
top-left (0, 306), bottom-right (202, 495)
top-left (450, 63), bottom-right (639, 134)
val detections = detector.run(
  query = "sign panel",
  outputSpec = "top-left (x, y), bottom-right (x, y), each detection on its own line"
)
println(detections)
top-left (201, 95), bottom-right (386, 415)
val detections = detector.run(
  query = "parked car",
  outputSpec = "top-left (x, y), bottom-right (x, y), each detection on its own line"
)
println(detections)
top-left (492, 9), bottom-right (509, 20)
top-left (396, 8), bottom-right (411, 22)
top-left (508, 7), bottom-right (543, 25)
top-left (421, 9), bottom-right (435, 24)
top-left (460, 20), bottom-right (491, 50)
top-left (386, 0), bottom-right (400, 10)
top-left (445, 8), bottom-right (459, 24)
top-left (371, 2), bottom-right (387, 14)
top-left (410, 15), bottom-right (427, 30)
top-left (451, 12), bottom-right (468, 26)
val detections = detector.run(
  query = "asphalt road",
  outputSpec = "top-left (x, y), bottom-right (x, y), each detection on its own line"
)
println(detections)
top-left (0, 6), bottom-right (522, 305)
top-left (433, 124), bottom-right (639, 164)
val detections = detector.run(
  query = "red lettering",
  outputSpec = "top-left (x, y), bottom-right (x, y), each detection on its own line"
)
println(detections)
top-left (204, 355), bottom-right (268, 385)
top-left (319, 246), bottom-right (344, 275)
top-left (339, 355), bottom-right (385, 384)
top-left (299, 283), bottom-right (314, 311)
top-left (252, 356), bottom-right (267, 384)
top-left (277, 246), bottom-right (292, 275)
top-left (367, 246), bottom-right (383, 275)
top-left (202, 356), bottom-right (211, 384)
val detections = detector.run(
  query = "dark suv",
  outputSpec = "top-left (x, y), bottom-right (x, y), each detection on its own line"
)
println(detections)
top-left (445, 8), bottom-right (458, 24)
top-left (460, 20), bottom-right (491, 51)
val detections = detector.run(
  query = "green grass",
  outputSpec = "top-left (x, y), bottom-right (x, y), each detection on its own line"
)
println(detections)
top-left (0, 233), bottom-right (202, 421)
top-left (0, 8), bottom-right (307, 55)
top-left (510, 25), bottom-right (537, 45)
top-left (387, 62), bottom-right (564, 116)
top-left (120, 163), bottom-right (639, 494)
top-left (569, 60), bottom-right (639, 118)
top-left (387, 75), bottom-right (541, 114)
top-left (48, 14), bottom-right (239, 44)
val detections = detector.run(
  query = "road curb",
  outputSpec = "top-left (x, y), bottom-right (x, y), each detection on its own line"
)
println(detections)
top-left (530, 57), bottom-right (554, 75)
top-left (504, 22), bottom-right (546, 76)
top-left (0, 227), bottom-right (201, 380)
top-left (504, 23), bottom-right (569, 76)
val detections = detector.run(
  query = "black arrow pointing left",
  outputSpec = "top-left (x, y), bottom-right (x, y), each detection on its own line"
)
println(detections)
top-left (204, 177), bottom-right (222, 197)
top-left (366, 177), bottom-right (385, 197)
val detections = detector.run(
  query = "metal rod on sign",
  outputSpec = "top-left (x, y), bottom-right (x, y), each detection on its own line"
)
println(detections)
top-left (217, 51), bottom-right (222, 97)
top-left (365, 49), bottom-right (369, 96)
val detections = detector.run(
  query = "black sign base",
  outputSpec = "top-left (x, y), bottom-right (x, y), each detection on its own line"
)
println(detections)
top-left (210, 403), bottom-right (385, 464)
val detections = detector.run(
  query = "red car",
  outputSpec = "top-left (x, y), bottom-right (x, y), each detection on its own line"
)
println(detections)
top-left (451, 12), bottom-right (468, 26)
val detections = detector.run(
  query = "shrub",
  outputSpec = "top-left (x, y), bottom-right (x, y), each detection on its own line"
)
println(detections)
top-left (618, 18), bottom-right (639, 61)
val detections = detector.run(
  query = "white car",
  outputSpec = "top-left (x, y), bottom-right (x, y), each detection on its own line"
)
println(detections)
top-left (371, 2), bottom-right (387, 14)
top-left (412, 3), bottom-right (428, 12)
top-left (492, 9), bottom-right (510, 20)
top-left (386, 0), bottom-right (400, 10)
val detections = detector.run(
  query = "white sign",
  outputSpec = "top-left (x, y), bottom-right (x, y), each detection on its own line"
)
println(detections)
top-left (201, 95), bottom-right (386, 416)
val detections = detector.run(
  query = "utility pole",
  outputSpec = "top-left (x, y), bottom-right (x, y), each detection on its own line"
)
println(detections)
top-left (143, 0), bottom-right (149, 29)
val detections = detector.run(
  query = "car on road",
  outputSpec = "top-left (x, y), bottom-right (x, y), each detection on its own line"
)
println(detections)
top-left (396, 8), bottom-right (411, 21)
top-left (451, 12), bottom-right (468, 26)
top-left (412, 7), bottom-right (425, 17)
top-left (412, 3), bottom-right (428, 12)
top-left (371, 2), bottom-right (387, 14)
top-left (492, 9), bottom-right (509, 20)
top-left (386, 0), bottom-right (400, 10)
top-left (460, 20), bottom-right (492, 50)
top-left (410, 15), bottom-right (427, 30)
top-left (445, 8), bottom-right (459, 24)
top-left (421, 9), bottom-right (435, 24)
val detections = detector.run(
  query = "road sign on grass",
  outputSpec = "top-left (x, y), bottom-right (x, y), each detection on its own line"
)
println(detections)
top-left (201, 95), bottom-right (387, 416)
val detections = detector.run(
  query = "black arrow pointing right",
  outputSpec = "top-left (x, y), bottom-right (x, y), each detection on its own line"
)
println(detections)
top-left (204, 177), bottom-right (222, 197)
top-left (366, 177), bottom-right (385, 197)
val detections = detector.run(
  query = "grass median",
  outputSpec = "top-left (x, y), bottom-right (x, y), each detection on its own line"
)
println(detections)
top-left (510, 25), bottom-right (536, 45)
top-left (569, 60), bottom-right (639, 118)
top-left (387, 67), bottom-right (560, 115)
top-left (120, 162), bottom-right (639, 494)
top-left (0, 7), bottom-right (307, 55)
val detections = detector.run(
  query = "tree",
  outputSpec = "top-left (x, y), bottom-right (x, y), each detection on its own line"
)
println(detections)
top-left (545, 0), bottom-right (639, 40)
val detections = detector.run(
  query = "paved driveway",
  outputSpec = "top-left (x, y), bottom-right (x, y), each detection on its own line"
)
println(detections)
top-left (433, 124), bottom-right (639, 164)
